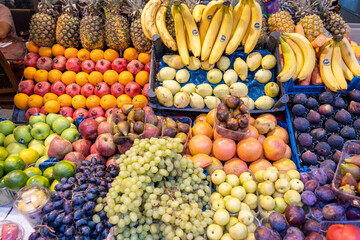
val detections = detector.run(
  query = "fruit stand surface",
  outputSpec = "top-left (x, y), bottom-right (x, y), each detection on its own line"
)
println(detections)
top-left (0, 204), bottom-right (33, 239)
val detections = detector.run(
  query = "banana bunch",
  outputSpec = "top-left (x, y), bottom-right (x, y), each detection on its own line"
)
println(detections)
top-left (277, 33), bottom-right (316, 83)
top-left (141, 0), bottom-right (177, 52)
top-left (318, 37), bottom-right (360, 92)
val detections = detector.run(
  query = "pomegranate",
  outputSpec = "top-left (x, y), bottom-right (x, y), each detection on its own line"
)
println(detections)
top-left (88, 106), bottom-right (105, 119)
top-left (40, 106), bottom-right (47, 115)
top-left (94, 82), bottom-right (110, 98)
top-left (95, 59), bottom-right (111, 74)
top-left (66, 83), bottom-right (81, 97)
top-left (51, 81), bottom-right (66, 96)
top-left (73, 108), bottom-right (89, 121)
top-left (111, 58), bottom-right (127, 73)
top-left (110, 82), bottom-right (125, 97)
top-left (18, 80), bottom-right (34, 95)
top-left (66, 57), bottom-right (82, 72)
top-left (36, 56), bottom-right (53, 71)
top-left (81, 83), bottom-right (95, 98)
top-left (25, 107), bottom-right (40, 121)
top-left (52, 55), bottom-right (67, 71)
top-left (78, 118), bottom-right (98, 140)
top-left (105, 108), bottom-right (120, 118)
top-left (34, 81), bottom-right (51, 96)
top-left (59, 107), bottom-right (74, 118)
top-left (142, 83), bottom-right (149, 97)
top-left (125, 82), bottom-right (141, 98)
top-left (145, 62), bottom-right (151, 72)
top-left (127, 60), bottom-right (144, 76)
top-left (24, 52), bottom-right (39, 67)
top-left (81, 60), bottom-right (95, 74)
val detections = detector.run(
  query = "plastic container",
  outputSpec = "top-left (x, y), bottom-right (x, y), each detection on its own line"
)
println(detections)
top-left (348, 23), bottom-right (360, 44)
top-left (214, 114), bottom-right (250, 142)
top-left (13, 185), bottom-right (51, 226)
top-left (0, 187), bottom-right (16, 206)
top-left (0, 220), bottom-right (25, 240)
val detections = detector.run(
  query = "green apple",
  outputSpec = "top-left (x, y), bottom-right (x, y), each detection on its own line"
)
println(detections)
top-left (0, 120), bottom-right (15, 136)
top-left (29, 113), bottom-right (46, 126)
top-left (211, 169), bottom-right (226, 185)
top-left (284, 190), bottom-right (301, 205)
top-left (238, 210), bottom-right (254, 225)
top-left (260, 195), bottom-right (275, 211)
top-left (46, 113), bottom-right (61, 129)
top-left (60, 128), bottom-right (80, 143)
top-left (231, 186), bottom-right (246, 201)
top-left (29, 144), bottom-right (45, 157)
top-left (52, 117), bottom-right (70, 134)
top-left (70, 123), bottom-right (77, 129)
top-left (13, 125), bottom-right (33, 144)
top-left (44, 133), bottom-right (59, 146)
top-left (243, 180), bottom-right (257, 193)
top-left (31, 122), bottom-right (51, 140)
top-left (226, 217), bottom-right (239, 231)
top-left (35, 155), bottom-right (50, 168)
top-left (214, 208), bottom-right (230, 226)
top-left (254, 170), bottom-right (265, 183)
top-left (225, 197), bottom-right (241, 213)
top-left (274, 197), bottom-right (287, 213)
top-left (212, 199), bottom-right (225, 210)
top-left (44, 145), bottom-right (49, 156)
top-left (239, 172), bottom-right (253, 185)
top-left (0, 132), bottom-right (5, 146)
top-left (275, 178), bottom-right (290, 193)
top-left (6, 142), bottom-right (26, 155)
top-left (259, 181), bottom-right (275, 196)
top-left (3, 134), bottom-right (16, 147)
top-left (226, 175), bottom-right (239, 187)
top-left (243, 193), bottom-right (258, 210)
top-left (206, 224), bottom-right (223, 240)
top-left (229, 222), bottom-right (248, 240)
top-left (218, 182), bottom-right (232, 196)
top-left (28, 139), bottom-right (44, 147)
top-left (66, 117), bottom-right (74, 124)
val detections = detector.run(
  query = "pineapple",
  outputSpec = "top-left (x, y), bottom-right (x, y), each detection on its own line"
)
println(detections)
top-left (29, 0), bottom-right (57, 47)
top-left (260, 15), bottom-right (268, 41)
top-left (299, 14), bottom-right (325, 42)
top-left (267, 10), bottom-right (295, 34)
top-left (104, 0), bottom-right (131, 51)
top-left (316, 0), bottom-right (347, 37)
top-left (56, 0), bottom-right (80, 48)
top-left (80, 0), bottom-right (104, 50)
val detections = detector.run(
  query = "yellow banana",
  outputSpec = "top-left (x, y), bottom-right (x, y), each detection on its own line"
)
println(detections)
top-left (284, 33), bottom-right (316, 81)
top-left (244, 0), bottom-right (262, 53)
top-left (179, 3), bottom-right (201, 58)
top-left (145, 0), bottom-right (162, 39)
top-left (155, 0), bottom-right (177, 51)
top-left (192, 4), bottom-right (206, 23)
top-left (283, 37), bottom-right (304, 80)
top-left (225, 2), bottom-right (251, 55)
top-left (332, 41), bottom-right (348, 91)
top-left (199, 0), bottom-right (223, 44)
top-left (185, 25), bottom-right (192, 52)
top-left (277, 38), bottom-right (297, 82)
top-left (341, 55), bottom-right (354, 81)
top-left (319, 43), bottom-right (340, 92)
top-left (319, 38), bottom-right (333, 56)
top-left (141, 0), bottom-right (154, 40)
top-left (241, 25), bottom-right (250, 46)
top-left (208, 4), bottom-right (233, 64)
top-left (201, 7), bottom-right (225, 61)
top-left (339, 37), bottom-right (360, 76)
top-left (231, 0), bottom-right (244, 35)
top-left (172, 4), bottom-right (189, 65)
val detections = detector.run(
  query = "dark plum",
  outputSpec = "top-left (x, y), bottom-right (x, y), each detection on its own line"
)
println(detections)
top-left (333, 150), bottom-right (342, 163)
top-left (322, 203), bottom-right (345, 220)
top-left (285, 204), bottom-right (306, 227)
top-left (293, 94), bottom-right (308, 104)
top-left (287, 227), bottom-right (305, 237)
top-left (306, 97), bottom-right (318, 109)
top-left (310, 128), bottom-right (327, 140)
top-left (301, 191), bottom-right (317, 206)
top-left (311, 207), bottom-right (323, 219)
top-left (320, 160), bottom-right (336, 171)
top-left (332, 96), bottom-right (346, 108)
top-left (319, 91), bottom-right (334, 104)
top-left (318, 104), bottom-right (334, 117)
top-left (349, 89), bottom-right (360, 101)
top-left (347, 142), bottom-right (360, 155)
top-left (340, 126), bottom-right (356, 139)
top-left (345, 206), bottom-right (360, 220)
top-left (303, 219), bottom-right (321, 235)
top-left (307, 110), bottom-right (321, 123)
top-left (314, 142), bottom-right (331, 156)
top-left (255, 226), bottom-right (273, 240)
top-left (292, 104), bottom-right (306, 117)
top-left (354, 119), bottom-right (360, 130)
top-left (284, 233), bottom-right (305, 240)
top-left (298, 133), bottom-right (313, 147)
top-left (301, 151), bottom-right (317, 165)
top-left (270, 229), bottom-right (282, 240)
top-left (315, 185), bottom-right (335, 202)
top-left (269, 212), bottom-right (287, 232)
top-left (322, 167), bottom-right (334, 184)
top-left (348, 101), bottom-right (360, 114)
top-left (304, 180), bottom-right (319, 192)
top-left (294, 118), bottom-right (310, 132)
top-left (324, 119), bottom-right (338, 132)
top-left (310, 168), bottom-right (328, 185)
top-left (327, 134), bottom-right (344, 147)
top-left (305, 233), bottom-right (325, 240)
top-left (335, 109), bottom-right (352, 123)
top-left (300, 172), bottom-right (311, 183)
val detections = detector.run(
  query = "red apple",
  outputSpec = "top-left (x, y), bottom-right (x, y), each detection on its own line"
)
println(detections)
top-left (51, 81), bottom-right (66, 96)
top-left (59, 107), bottom-right (74, 118)
top-left (142, 83), bottom-right (149, 98)
top-left (94, 82), bottom-right (110, 98)
top-left (25, 107), bottom-right (40, 121)
top-left (110, 82), bottom-right (125, 98)
top-left (106, 154), bottom-right (120, 168)
top-left (18, 80), bottom-right (34, 95)
top-left (98, 121), bottom-right (113, 135)
top-left (40, 106), bottom-right (47, 115)
top-left (34, 81), bottom-right (51, 96)
top-left (81, 60), bottom-right (95, 74)
top-left (81, 83), bottom-right (94, 98)
top-left (66, 83), bottom-right (81, 97)
top-left (111, 58), bottom-right (127, 73)
top-left (64, 151), bottom-right (85, 167)
top-left (72, 139), bottom-right (91, 157)
top-left (66, 57), bottom-right (82, 72)
top-left (125, 82), bottom-right (141, 98)
top-left (73, 108), bottom-right (89, 121)
top-left (95, 116), bottom-right (106, 124)
top-left (144, 62), bottom-right (151, 73)
top-left (95, 59), bottom-right (111, 74)
top-left (95, 133), bottom-right (116, 157)
top-left (78, 118), bottom-right (98, 140)
top-left (48, 136), bottom-right (73, 159)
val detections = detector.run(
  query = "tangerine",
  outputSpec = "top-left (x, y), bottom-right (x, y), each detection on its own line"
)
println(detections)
top-left (212, 137), bottom-right (236, 161)
top-left (64, 48), bottom-right (78, 59)
top-left (24, 67), bottom-right (37, 80)
top-left (61, 71), bottom-right (76, 85)
top-left (86, 95), bottom-right (100, 109)
top-left (75, 72), bottom-right (89, 86)
top-left (44, 100), bottom-right (60, 113)
top-left (39, 47), bottom-right (52, 57)
top-left (27, 41), bottom-right (39, 53)
top-left (57, 94), bottom-right (72, 107)
top-left (48, 69), bottom-right (62, 83)
top-left (90, 49), bottom-right (104, 62)
top-left (138, 52), bottom-right (151, 64)
top-left (28, 94), bottom-right (43, 108)
top-left (14, 93), bottom-right (29, 110)
top-left (123, 48), bottom-right (138, 62)
top-left (132, 95), bottom-right (148, 106)
top-left (72, 95), bottom-right (86, 109)
top-left (188, 135), bottom-right (212, 155)
top-left (117, 95), bottom-right (132, 108)
top-left (104, 49), bottom-right (119, 62)
top-left (43, 93), bottom-right (58, 103)
top-left (77, 48), bottom-right (90, 61)
top-left (52, 44), bottom-right (65, 56)
top-left (103, 70), bottom-right (119, 86)
top-left (135, 71), bottom-right (149, 87)
top-left (88, 71), bottom-right (103, 85)
top-left (192, 122), bottom-right (213, 139)
top-left (118, 71), bottom-right (134, 85)
top-left (100, 95), bottom-right (117, 110)
top-left (236, 137), bottom-right (263, 162)
top-left (34, 70), bottom-right (48, 82)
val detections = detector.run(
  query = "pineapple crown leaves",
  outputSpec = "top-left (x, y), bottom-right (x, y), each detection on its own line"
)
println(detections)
top-left (79, 0), bottom-right (104, 17)
top-left (122, 0), bottom-right (146, 20)
top-left (38, 0), bottom-right (61, 16)
top-left (60, 0), bottom-right (80, 16)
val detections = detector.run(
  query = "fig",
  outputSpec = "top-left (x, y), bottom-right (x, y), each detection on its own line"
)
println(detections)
top-left (226, 118), bottom-right (239, 131)
top-left (310, 128), bottom-right (327, 140)
top-left (340, 126), bottom-right (356, 139)
top-left (327, 134), bottom-right (344, 147)
top-left (301, 191), bottom-right (317, 206)
top-left (121, 104), bottom-right (134, 115)
top-left (293, 93), bottom-right (307, 104)
top-left (333, 150), bottom-right (342, 163)
top-left (346, 142), bottom-right (360, 155)
top-left (340, 172), bottom-right (357, 188)
top-left (143, 123), bottom-right (161, 139)
top-left (293, 118), bottom-right (310, 132)
top-left (285, 204), bottom-right (306, 227)
top-left (298, 133), bottom-right (312, 147)
top-left (319, 91), bottom-right (334, 104)
top-left (292, 104), bottom-right (306, 117)
top-left (117, 121), bottom-right (130, 136)
top-left (225, 95), bottom-right (240, 109)
top-left (322, 203), bottom-right (345, 221)
top-left (315, 185), bottom-right (335, 202)
top-left (239, 104), bottom-right (249, 114)
top-left (216, 109), bottom-right (230, 122)
top-left (324, 119), bottom-right (338, 132)
top-left (348, 101), bottom-right (360, 114)
top-left (217, 102), bottom-right (229, 111)
top-left (314, 142), bottom-right (331, 156)
top-left (162, 127), bottom-right (178, 138)
top-left (301, 151), bottom-right (317, 165)
top-left (341, 163), bottom-right (360, 181)
top-left (144, 109), bottom-right (158, 126)
top-left (305, 232), bottom-right (324, 240)
top-left (305, 97), bottom-right (318, 109)
top-left (133, 121), bottom-right (144, 134)
top-left (334, 109), bottom-right (352, 123)
top-left (303, 219), bottom-right (321, 235)
top-left (165, 118), bottom-right (177, 129)
top-left (177, 123), bottom-right (190, 134)
top-left (320, 160), bottom-right (336, 171)
top-left (349, 89), bottom-right (360, 101)
top-left (318, 104), bottom-right (333, 117)
top-left (332, 96), bottom-right (346, 108)
top-left (134, 108), bottom-right (145, 122)
top-left (354, 119), bottom-right (360, 130)
top-left (307, 110), bottom-right (321, 123)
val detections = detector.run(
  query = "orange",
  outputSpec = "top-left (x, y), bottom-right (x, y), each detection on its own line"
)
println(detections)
top-left (123, 48), bottom-right (138, 62)
top-left (86, 95), bottom-right (100, 109)
top-left (138, 52), bottom-right (151, 64)
top-left (77, 48), bottom-right (90, 61)
top-left (117, 94), bottom-right (132, 108)
top-left (100, 95), bottom-right (117, 110)
top-left (104, 49), bottom-right (119, 62)
top-left (61, 71), bottom-right (76, 85)
top-left (118, 71), bottom-right (134, 85)
top-left (57, 94), bottom-right (72, 107)
top-left (103, 70), bottom-right (118, 86)
top-left (43, 93), bottom-right (58, 104)
top-left (14, 93), bottom-right (29, 110)
top-left (192, 122), bottom-right (213, 139)
top-left (24, 67), bottom-right (37, 80)
top-left (28, 94), bottom-right (43, 108)
top-left (44, 100), bottom-right (60, 113)
top-left (39, 47), bottom-right (52, 57)
top-left (132, 95), bottom-right (148, 106)
top-left (52, 44), bottom-right (65, 56)
top-left (34, 70), bottom-right (48, 82)
top-left (48, 69), bottom-right (62, 83)
top-left (135, 70), bottom-right (149, 87)
top-left (72, 95), bottom-right (86, 109)
top-left (212, 138), bottom-right (237, 161)
top-left (237, 137), bottom-right (263, 162)
top-left (64, 48), bottom-right (78, 59)
top-left (188, 135), bottom-right (212, 156)
top-left (88, 71), bottom-right (103, 85)
top-left (90, 49), bottom-right (104, 62)
top-left (75, 72), bottom-right (89, 86)
top-left (27, 41), bottom-right (39, 53)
